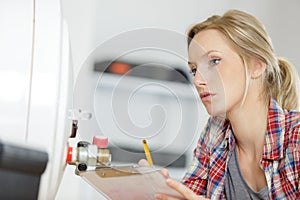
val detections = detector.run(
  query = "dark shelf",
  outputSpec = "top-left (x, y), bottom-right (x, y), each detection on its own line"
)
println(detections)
top-left (94, 60), bottom-right (190, 84)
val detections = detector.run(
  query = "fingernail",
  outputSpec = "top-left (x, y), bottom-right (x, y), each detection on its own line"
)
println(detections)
top-left (154, 194), bottom-right (162, 200)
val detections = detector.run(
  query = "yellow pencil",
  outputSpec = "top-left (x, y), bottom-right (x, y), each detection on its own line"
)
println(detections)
top-left (142, 139), bottom-right (154, 166)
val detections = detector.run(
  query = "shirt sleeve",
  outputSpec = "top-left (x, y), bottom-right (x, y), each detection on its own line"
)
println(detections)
top-left (296, 126), bottom-right (300, 198)
top-left (181, 117), bottom-right (212, 196)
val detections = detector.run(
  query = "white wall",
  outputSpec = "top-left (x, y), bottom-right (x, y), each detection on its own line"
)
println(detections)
top-left (62, 0), bottom-right (300, 77)
top-left (0, 0), bottom-right (33, 143)
top-left (0, 1), bottom-right (72, 199)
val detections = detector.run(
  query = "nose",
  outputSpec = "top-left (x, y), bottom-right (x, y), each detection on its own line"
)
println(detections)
top-left (193, 70), bottom-right (207, 88)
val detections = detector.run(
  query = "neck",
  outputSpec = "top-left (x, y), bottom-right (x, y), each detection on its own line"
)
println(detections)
top-left (227, 94), bottom-right (269, 158)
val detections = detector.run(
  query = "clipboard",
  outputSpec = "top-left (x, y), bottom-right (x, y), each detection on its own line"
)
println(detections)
top-left (78, 165), bottom-right (185, 200)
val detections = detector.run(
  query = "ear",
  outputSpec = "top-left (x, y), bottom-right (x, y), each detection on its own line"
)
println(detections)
top-left (250, 58), bottom-right (267, 79)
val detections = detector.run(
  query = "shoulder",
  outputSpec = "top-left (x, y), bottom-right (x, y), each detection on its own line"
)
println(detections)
top-left (269, 98), bottom-right (300, 150)
top-left (283, 110), bottom-right (300, 183)
top-left (281, 110), bottom-right (300, 172)
top-left (284, 109), bottom-right (300, 129)
top-left (284, 109), bottom-right (300, 149)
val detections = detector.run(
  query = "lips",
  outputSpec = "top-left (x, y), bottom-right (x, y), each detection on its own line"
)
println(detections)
top-left (200, 92), bottom-right (215, 101)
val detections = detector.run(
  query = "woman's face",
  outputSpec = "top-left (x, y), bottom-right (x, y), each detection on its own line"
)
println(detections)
top-left (188, 29), bottom-right (246, 116)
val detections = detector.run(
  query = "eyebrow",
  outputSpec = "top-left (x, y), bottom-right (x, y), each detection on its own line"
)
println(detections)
top-left (188, 50), bottom-right (222, 65)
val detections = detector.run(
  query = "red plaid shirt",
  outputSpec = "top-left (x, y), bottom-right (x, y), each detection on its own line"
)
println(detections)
top-left (182, 98), bottom-right (300, 199)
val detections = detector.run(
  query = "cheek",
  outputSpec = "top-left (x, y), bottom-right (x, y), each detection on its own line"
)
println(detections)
top-left (204, 68), bottom-right (225, 92)
top-left (222, 65), bottom-right (246, 102)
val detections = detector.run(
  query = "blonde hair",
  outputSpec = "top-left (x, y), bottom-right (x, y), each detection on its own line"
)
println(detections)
top-left (187, 10), bottom-right (300, 110)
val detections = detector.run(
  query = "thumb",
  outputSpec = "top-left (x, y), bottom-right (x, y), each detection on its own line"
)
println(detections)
top-left (138, 159), bottom-right (150, 167)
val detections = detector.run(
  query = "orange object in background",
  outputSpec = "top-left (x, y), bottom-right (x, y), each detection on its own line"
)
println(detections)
top-left (109, 62), bottom-right (131, 74)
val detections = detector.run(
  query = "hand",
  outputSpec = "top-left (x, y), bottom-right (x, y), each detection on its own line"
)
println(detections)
top-left (137, 160), bottom-right (208, 199)
top-left (138, 159), bottom-right (151, 167)
top-left (154, 178), bottom-right (209, 200)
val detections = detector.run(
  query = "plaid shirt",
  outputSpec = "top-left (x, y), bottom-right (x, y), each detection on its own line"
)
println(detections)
top-left (182, 98), bottom-right (300, 199)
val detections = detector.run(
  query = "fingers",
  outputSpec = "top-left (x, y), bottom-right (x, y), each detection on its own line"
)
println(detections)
top-left (165, 179), bottom-right (198, 200)
top-left (154, 193), bottom-right (179, 200)
top-left (154, 179), bottom-right (197, 200)
top-left (155, 193), bottom-right (207, 200)
top-left (155, 178), bottom-right (208, 200)
top-left (138, 159), bottom-right (150, 167)
top-left (160, 168), bottom-right (170, 178)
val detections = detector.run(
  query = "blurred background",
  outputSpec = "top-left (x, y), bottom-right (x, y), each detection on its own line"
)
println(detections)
top-left (0, 0), bottom-right (299, 199)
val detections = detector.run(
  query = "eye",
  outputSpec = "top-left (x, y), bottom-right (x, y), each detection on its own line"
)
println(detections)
top-left (190, 67), bottom-right (197, 76)
top-left (209, 58), bottom-right (221, 66)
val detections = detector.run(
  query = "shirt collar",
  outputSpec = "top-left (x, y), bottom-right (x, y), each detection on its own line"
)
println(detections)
top-left (218, 118), bottom-right (233, 151)
top-left (262, 97), bottom-right (286, 160)
top-left (213, 97), bottom-right (286, 156)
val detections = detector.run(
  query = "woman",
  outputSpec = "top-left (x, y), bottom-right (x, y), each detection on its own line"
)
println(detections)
top-left (155, 9), bottom-right (300, 200)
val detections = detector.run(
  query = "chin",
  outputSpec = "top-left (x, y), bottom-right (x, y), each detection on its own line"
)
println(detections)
top-left (205, 104), bottom-right (226, 117)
